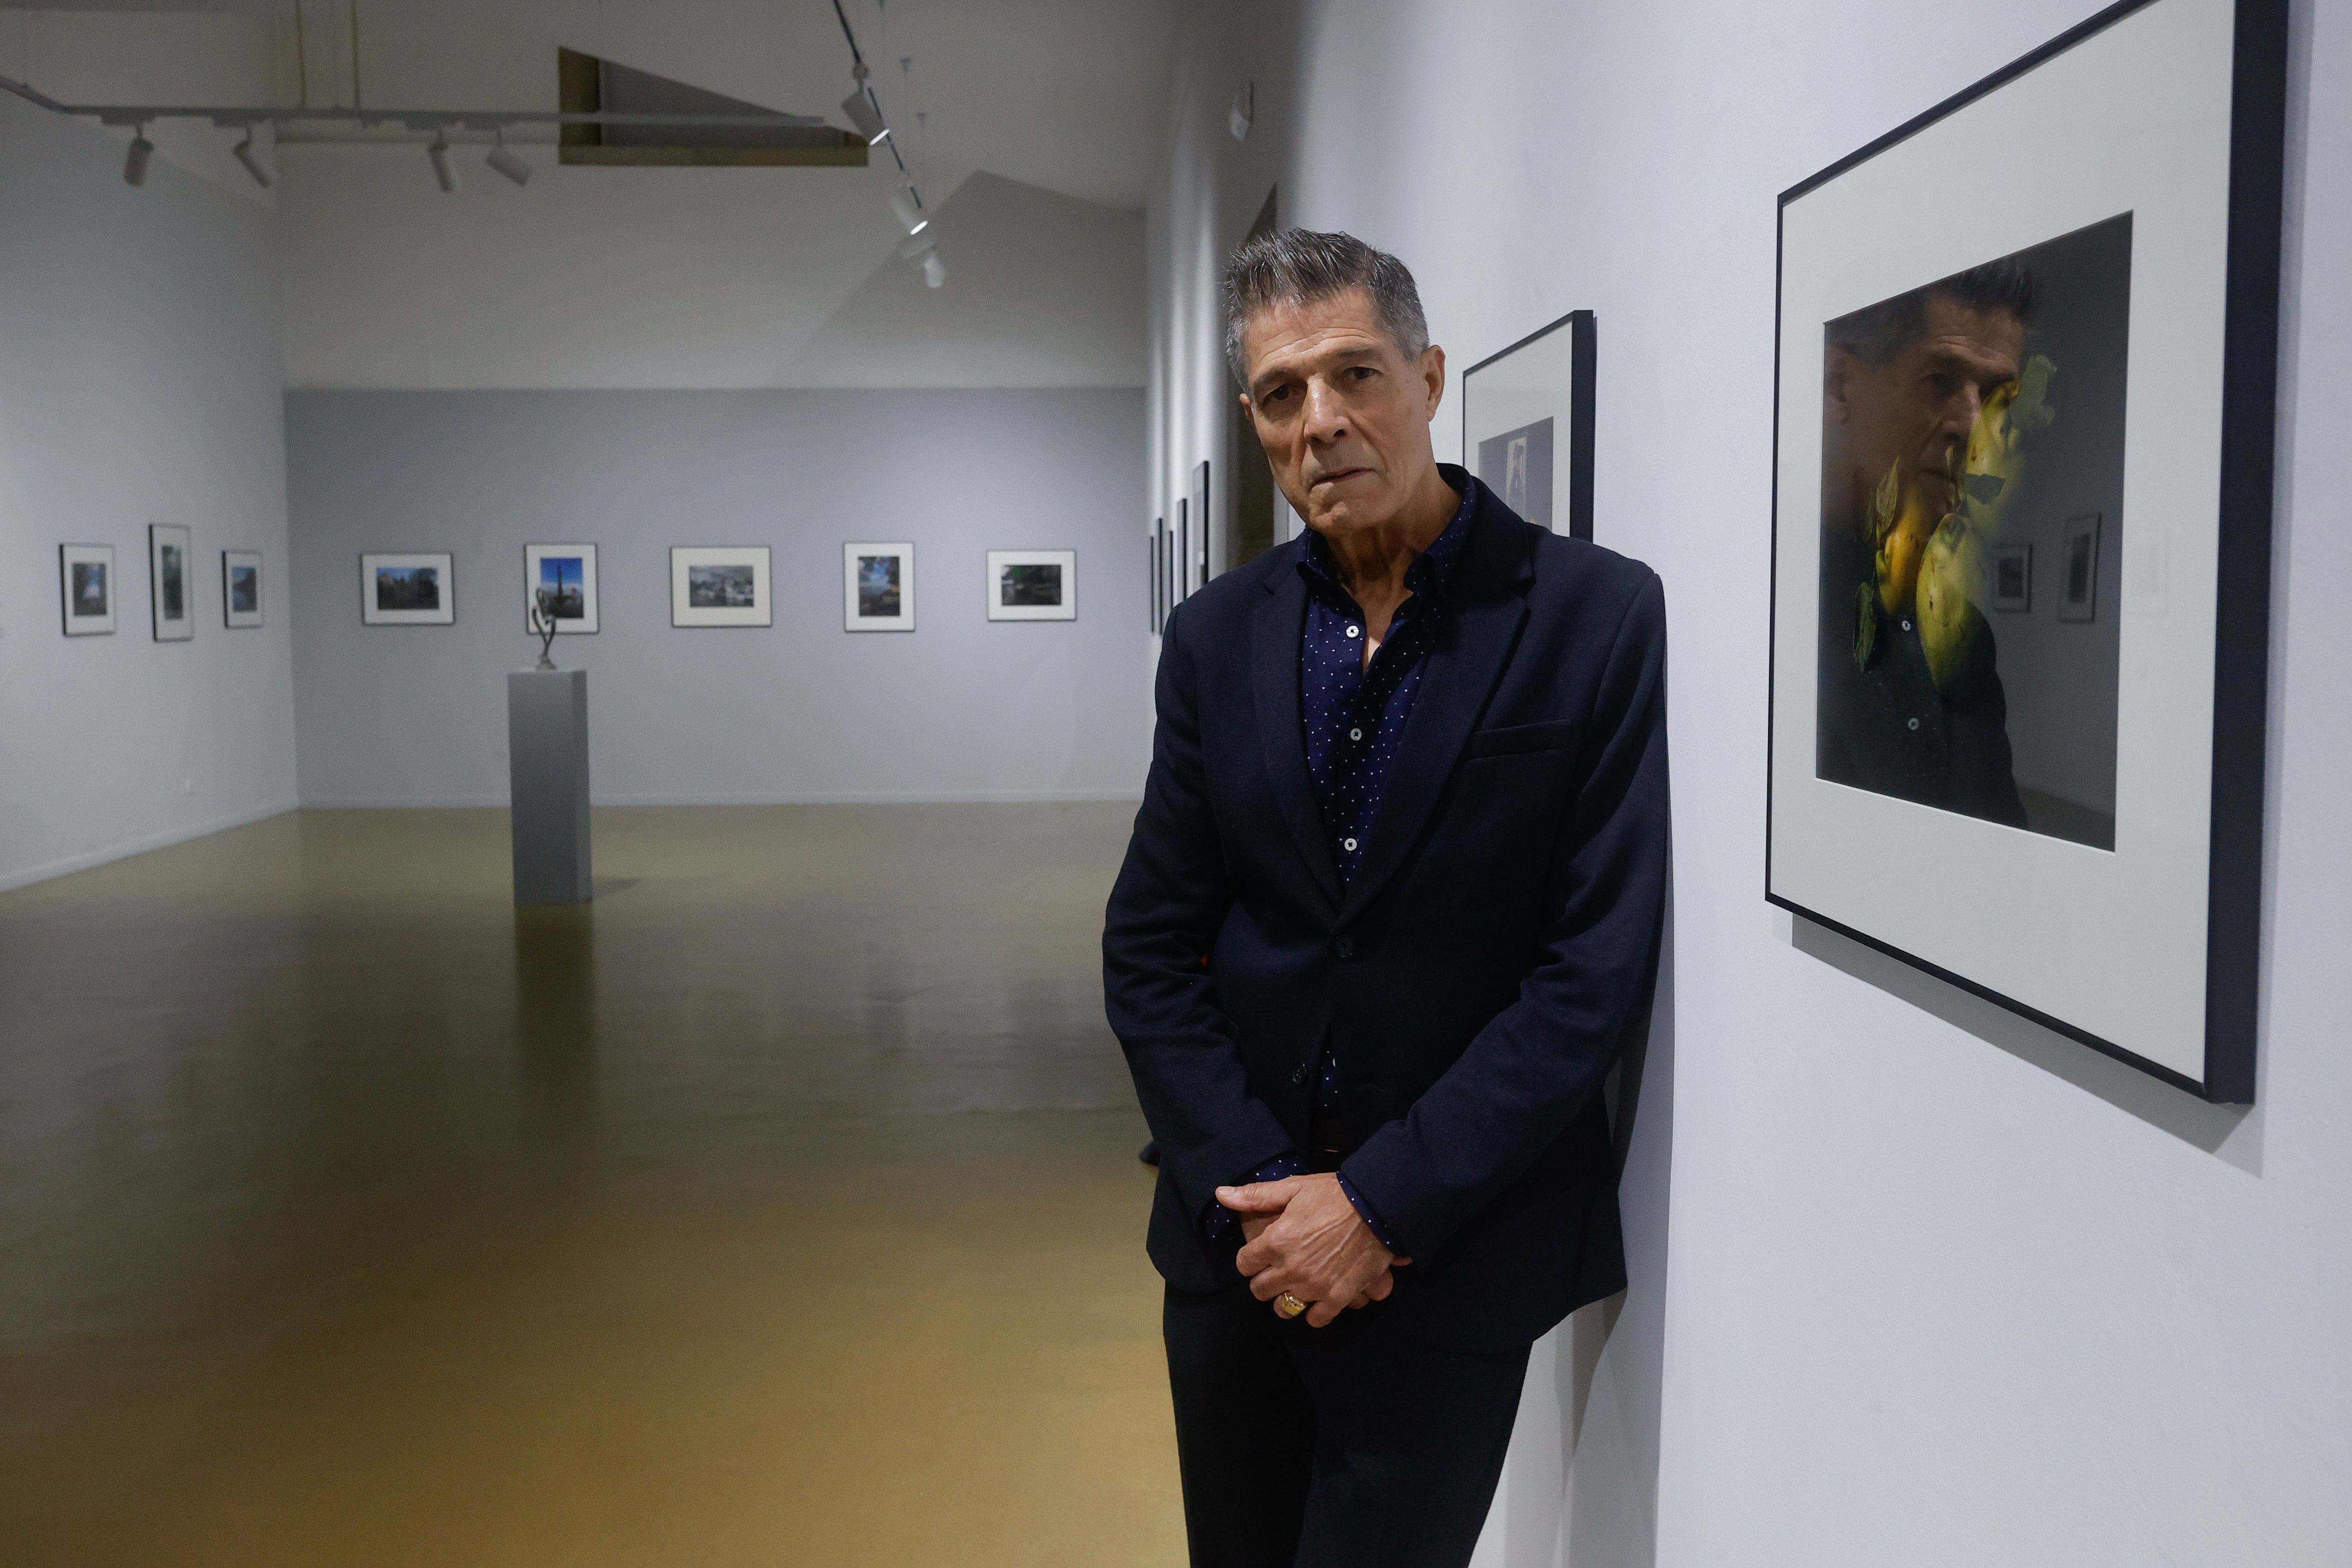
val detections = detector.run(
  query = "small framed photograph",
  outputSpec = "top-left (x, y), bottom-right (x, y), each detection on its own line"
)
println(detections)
top-left (59, 544), bottom-right (116, 636)
top-left (525, 543), bottom-right (599, 634)
top-left (150, 523), bottom-right (194, 641)
top-left (844, 541), bottom-right (914, 632)
top-left (222, 550), bottom-right (263, 628)
top-left (988, 549), bottom-right (1076, 621)
top-left (2057, 513), bottom-right (2102, 623)
top-left (361, 552), bottom-right (456, 625)
top-left (672, 546), bottom-right (771, 628)
top-left (1989, 541), bottom-right (2033, 614)
top-left (1462, 309), bottom-right (1597, 538)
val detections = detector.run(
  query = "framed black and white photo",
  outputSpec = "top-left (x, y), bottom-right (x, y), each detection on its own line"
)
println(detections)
top-left (1190, 461), bottom-right (1210, 589)
top-left (1461, 309), bottom-right (1597, 539)
top-left (844, 541), bottom-right (914, 632)
top-left (59, 544), bottom-right (115, 636)
top-left (2058, 514), bottom-right (2103, 623)
top-left (670, 546), bottom-right (770, 628)
top-left (1987, 542), bottom-right (2034, 614)
top-left (361, 552), bottom-right (456, 626)
top-left (1149, 517), bottom-right (1165, 634)
top-left (1765, 0), bottom-right (2284, 1102)
top-left (524, 543), bottom-right (599, 634)
top-left (149, 524), bottom-right (194, 642)
top-left (222, 550), bottom-right (263, 629)
top-left (988, 549), bottom-right (1076, 621)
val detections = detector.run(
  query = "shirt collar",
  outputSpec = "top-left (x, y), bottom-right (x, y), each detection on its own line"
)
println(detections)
top-left (1298, 467), bottom-right (1480, 604)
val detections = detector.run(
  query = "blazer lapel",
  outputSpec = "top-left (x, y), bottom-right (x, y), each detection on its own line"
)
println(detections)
top-left (1339, 505), bottom-right (1534, 924)
top-left (1252, 557), bottom-right (1343, 911)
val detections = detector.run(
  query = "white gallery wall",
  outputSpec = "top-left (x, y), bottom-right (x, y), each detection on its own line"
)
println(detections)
top-left (1152, 1), bottom-right (2349, 1564)
top-left (0, 91), bottom-right (297, 892)
top-left (286, 389), bottom-right (1149, 805)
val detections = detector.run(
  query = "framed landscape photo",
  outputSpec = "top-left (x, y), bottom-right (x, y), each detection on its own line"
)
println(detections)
top-left (843, 542), bottom-right (914, 632)
top-left (1461, 309), bottom-right (1597, 538)
top-left (361, 552), bottom-right (456, 626)
top-left (524, 543), bottom-right (599, 634)
top-left (59, 544), bottom-right (115, 636)
top-left (988, 549), bottom-right (1076, 621)
top-left (149, 524), bottom-right (194, 642)
top-left (1764, 0), bottom-right (2285, 1103)
top-left (671, 546), bottom-right (770, 628)
top-left (222, 550), bottom-right (263, 629)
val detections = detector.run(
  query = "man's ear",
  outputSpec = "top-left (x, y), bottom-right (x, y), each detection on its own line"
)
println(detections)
top-left (1420, 343), bottom-right (1447, 418)
top-left (1824, 347), bottom-right (1855, 425)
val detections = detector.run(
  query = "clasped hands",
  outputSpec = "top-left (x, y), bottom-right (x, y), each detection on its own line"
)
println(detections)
top-left (1215, 1173), bottom-right (1411, 1328)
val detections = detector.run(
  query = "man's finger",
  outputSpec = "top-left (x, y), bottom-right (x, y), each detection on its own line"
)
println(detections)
top-left (1305, 1297), bottom-right (1346, 1328)
top-left (1213, 1178), bottom-right (1301, 1214)
top-left (1363, 1270), bottom-right (1394, 1302)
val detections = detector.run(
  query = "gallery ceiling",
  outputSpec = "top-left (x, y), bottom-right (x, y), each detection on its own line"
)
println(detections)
top-left (8, 0), bottom-right (1176, 208)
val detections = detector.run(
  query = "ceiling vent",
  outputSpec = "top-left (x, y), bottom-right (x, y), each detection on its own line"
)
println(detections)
top-left (556, 48), bottom-right (866, 167)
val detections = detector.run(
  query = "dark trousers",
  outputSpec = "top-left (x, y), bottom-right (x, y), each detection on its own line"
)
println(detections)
top-left (1162, 1280), bottom-right (1531, 1568)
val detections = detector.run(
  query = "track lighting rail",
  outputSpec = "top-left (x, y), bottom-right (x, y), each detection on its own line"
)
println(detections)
top-left (0, 69), bottom-right (829, 135)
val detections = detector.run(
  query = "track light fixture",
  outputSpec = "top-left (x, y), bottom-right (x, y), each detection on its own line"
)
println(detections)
top-left (427, 134), bottom-right (460, 192)
top-left (232, 128), bottom-right (274, 188)
top-left (889, 191), bottom-right (928, 236)
top-left (840, 63), bottom-right (889, 145)
top-left (922, 251), bottom-right (947, 289)
top-left (896, 233), bottom-right (937, 263)
top-left (484, 130), bottom-right (532, 187)
top-left (123, 125), bottom-right (153, 186)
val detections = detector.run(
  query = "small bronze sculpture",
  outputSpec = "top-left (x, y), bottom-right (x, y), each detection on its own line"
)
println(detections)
top-left (529, 587), bottom-right (561, 670)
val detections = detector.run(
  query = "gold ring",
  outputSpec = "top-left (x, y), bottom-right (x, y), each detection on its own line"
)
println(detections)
top-left (1274, 1292), bottom-right (1308, 1320)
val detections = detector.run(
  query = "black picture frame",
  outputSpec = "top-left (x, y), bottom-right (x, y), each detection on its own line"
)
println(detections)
top-left (1764, 0), bottom-right (2285, 1105)
top-left (1459, 309), bottom-right (1597, 541)
top-left (1191, 460), bottom-right (1212, 588)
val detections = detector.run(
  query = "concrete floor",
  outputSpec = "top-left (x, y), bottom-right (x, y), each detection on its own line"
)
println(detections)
top-left (0, 805), bottom-right (1180, 1567)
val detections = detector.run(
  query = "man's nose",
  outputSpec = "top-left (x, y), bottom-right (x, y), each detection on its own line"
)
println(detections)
top-left (1301, 377), bottom-right (1349, 442)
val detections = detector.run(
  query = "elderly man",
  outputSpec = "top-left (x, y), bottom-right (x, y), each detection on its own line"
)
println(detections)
top-left (1103, 229), bottom-right (1670, 1568)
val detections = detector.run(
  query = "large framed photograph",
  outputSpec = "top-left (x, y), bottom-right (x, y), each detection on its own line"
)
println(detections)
top-left (361, 552), bottom-right (456, 626)
top-left (671, 546), bottom-right (771, 628)
top-left (222, 550), bottom-right (263, 629)
top-left (1765, 0), bottom-right (2284, 1102)
top-left (1461, 309), bottom-right (1596, 539)
top-left (843, 542), bottom-right (914, 632)
top-left (149, 524), bottom-right (194, 642)
top-left (988, 549), bottom-right (1076, 621)
top-left (524, 543), bottom-right (599, 634)
top-left (59, 544), bottom-right (115, 636)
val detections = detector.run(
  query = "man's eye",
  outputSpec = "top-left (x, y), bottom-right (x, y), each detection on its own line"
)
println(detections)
top-left (1349, 366), bottom-right (1375, 381)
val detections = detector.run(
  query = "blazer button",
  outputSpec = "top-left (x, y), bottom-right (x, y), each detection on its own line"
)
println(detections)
top-left (1334, 936), bottom-right (1357, 961)
top-left (1292, 1064), bottom-right (1310, 1086)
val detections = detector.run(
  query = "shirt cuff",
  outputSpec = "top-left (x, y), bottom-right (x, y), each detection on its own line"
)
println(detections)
top-left (1202, 1154), bottom-right (1309, 1240)
top-left (1337, 1172), bottom-right (1399, 1250)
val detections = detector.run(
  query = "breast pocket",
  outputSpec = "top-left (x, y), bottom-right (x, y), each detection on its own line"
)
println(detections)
top-left (1462, 719), bottom-right (1577, 760)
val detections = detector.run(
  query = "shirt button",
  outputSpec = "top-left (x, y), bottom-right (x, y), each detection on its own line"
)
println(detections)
top-left (1334, 936), bottom-right (1357, 960)
top-left (1292, 1064), bottom-right (1310, 1086)
top-left (1907, 717), bottom-right (1921, 731)
top-left (1901, 620), bottom-right (1913, 632)
top-left (1341, 836), bottom-right (1358, 852)
top-left (1345, 624), bottom-right (1362, 639)
top-left (1349, 728), bottom-right (1363, 741)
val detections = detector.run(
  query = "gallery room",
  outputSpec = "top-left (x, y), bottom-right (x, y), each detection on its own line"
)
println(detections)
top-left (0, 0), bottom-right (2342, 1564)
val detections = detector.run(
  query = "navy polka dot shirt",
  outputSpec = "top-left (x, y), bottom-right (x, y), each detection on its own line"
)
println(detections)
top-left (1206, 477), bottom-right (1480, 1254)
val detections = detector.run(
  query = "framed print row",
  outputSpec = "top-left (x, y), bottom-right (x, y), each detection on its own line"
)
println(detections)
top-left (1764, 0), bottom-right (2285, 1102)
top-left (57, 529), bottom-right (266, 639)
top-left (352, 542), bottom-right (1078, 633)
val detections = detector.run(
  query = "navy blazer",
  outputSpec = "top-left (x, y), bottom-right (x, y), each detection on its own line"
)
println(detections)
top-left (1104, 480), bottom-right (1670, 1351)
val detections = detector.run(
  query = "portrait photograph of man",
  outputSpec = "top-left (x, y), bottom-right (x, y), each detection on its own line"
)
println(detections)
top-left (1815, 212), bottom-right (2132, 851)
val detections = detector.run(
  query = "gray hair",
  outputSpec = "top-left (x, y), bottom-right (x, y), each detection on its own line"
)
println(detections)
top-left (1222, 228), bottom-right (1430, 390)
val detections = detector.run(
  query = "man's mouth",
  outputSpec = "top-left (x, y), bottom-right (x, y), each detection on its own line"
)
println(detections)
top-left (1311, 466), bottom-right (1371, 489)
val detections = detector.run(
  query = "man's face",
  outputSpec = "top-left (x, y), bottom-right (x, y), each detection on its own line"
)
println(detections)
top-left (1237, 287), bottom-right (1446, 543)
top-left (1826, 293), bottom-right (2025, 533)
